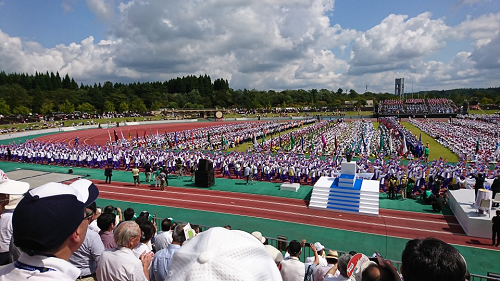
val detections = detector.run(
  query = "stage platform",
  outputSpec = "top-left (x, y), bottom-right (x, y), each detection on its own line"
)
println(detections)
top-left (448, 189), bottom-right (493, 239)
top-left (309, 161), bottom-right (380, 216)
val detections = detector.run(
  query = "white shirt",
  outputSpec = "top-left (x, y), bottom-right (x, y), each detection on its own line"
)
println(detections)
top-left (279, 256), bottom-right (305, 281)
top-left (133, 243), bottom-right (153, 258)
top-left (0, 252), bottom-right (80, 281)
top-left (154, 231), bottom-right (173, 252)
top-left (0, 210), bottom-right (14, 253)
top-left (96, 247), bottom-right (147, 281)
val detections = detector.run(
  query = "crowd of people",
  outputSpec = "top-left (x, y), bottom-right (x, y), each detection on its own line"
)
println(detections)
top-left (0, 171), bottom-right (474, 280)
top-left (378, 98), bottom-right (459, 115)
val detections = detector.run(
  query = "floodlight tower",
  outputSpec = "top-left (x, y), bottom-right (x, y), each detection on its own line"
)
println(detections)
top-left (395, 78), bottom-right (404, 99)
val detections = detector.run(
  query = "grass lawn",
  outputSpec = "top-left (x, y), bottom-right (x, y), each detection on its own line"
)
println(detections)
top-left (401, 122), bottom-right (459, 162)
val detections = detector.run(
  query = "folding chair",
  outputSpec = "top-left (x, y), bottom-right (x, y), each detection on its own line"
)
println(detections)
top-left (479, 199), bottom-right (491, 217)
top-left (493, 193), bottom-right (500, 208)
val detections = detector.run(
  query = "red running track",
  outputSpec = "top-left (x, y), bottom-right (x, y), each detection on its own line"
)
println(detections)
top-left (90, 179), bottom-right (493, 250)
top-left (35, 122), bottom-right (258, 146)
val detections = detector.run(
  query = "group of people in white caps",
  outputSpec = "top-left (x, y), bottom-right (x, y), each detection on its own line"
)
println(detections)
top-left (0, 168), bottom-right (471, 281)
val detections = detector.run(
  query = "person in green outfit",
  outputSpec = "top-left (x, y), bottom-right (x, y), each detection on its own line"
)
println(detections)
top-left (424, 143), bottom-right (430, 161)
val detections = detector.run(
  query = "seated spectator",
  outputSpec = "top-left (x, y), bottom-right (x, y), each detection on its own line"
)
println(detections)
top-left (359, 253), bottom-right (402, 281)
top-left (251, 230), bottom-right (283, 265)
top-left (314, 250), bottom-right (339, 281)
top-left (69, 201), bottom-right (105, 280)
top-left (116, 207), bottom-right (135, 230)
top-left (133, 218), bottom-right (155, 258)
top-left (88, 207), bottom-right (101, 233)
top-left (401, 237), bottom-right (468, 281)
top-left (97, 213), bottom-right (117, 249)
top-left (155, 218), bottom-right (174, 251)
top-left (150, 224), bottom-right (187, 281)
top-left (0, 180), bottom-right (98, 280)
top-left (0, 193), bottom-right (24, 265)
top-left (324, 253), bottom-right (352, 281)
top-left (165, 227), bottom-right (281, 280)
top-left (305, 242), bottom-right (327, 266)
top-left (96, 221), bottom-right (154, 281)
top-left (104, 205), bottom-right (122, 226)
top-left (280, 240), bottom-right (319, 281)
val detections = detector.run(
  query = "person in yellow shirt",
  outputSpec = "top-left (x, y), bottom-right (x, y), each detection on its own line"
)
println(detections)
top-left (132, 166), bottom-right (140, 186)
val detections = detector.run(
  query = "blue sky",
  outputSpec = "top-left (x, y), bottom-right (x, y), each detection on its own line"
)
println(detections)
top-left (0, 0), bottom-right (498, 93)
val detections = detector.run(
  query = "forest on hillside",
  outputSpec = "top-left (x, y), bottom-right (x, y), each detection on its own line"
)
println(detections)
top-left (0, 71), bottom-right (498, 115)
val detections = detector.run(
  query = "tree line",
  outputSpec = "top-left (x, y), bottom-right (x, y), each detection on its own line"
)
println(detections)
top-left (0, 71), bottom-right (498, 116)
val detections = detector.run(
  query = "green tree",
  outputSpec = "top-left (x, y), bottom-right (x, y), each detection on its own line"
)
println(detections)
top-left (165, 101), bottom-right (178, 108)
top-left (150, 100), bottom-right (162, 111)
top-left (58, 100), bottom-right (75, 113)
top-left (103, 101), bottom-right (115, 113)
top-left (118, 101), bottom-right (129, 113)
top-left (12, 105), bottom-right (30, 115)
top-left (0, 99), bottom-right (11, 115)
top-left (130, 98), bottom-right (147, 113)
top-left (40, 102), bottom-right (54, 114)
top-left (77, 102), bottom-right (96, 113)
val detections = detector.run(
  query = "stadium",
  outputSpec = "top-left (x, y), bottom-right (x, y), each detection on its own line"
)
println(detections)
top-left (0, 98), bottom-right (499, 280)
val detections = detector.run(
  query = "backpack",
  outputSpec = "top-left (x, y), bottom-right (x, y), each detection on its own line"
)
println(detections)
top-left (304, 263), bottom-right (317, 281)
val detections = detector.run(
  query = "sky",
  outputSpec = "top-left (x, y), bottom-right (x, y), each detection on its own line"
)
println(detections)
top-left (0, 0), bottom-right (499, 93)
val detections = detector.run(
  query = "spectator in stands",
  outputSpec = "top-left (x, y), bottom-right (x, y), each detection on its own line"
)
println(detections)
top-left (361, 263), bottom-right (397, 281)
top-left (280, 240), bottom-right (319, 281)
top-left (0, 180), bottom-right (98, 280)
top-left (314, 250), bottom-right (339, 281)
top-left (133, 218), bottom-right (155, 258)
top-left (360, 252), bottom-right (402, 281)
top-left (165, 227), bottom-right (281, 280)
top-left (70, 201), bottom-right (105, 280)
top-left (0, 175), bottom-right (30, 265)
top-left (116, 207), bottom-right (135, 230)
top-left (97, 213), bottom-right (117, 249)
top-left (306, 242), bottom-right (327, 266)
top-left (155, 218), bottom-right (175, 251)
top-left (324, 253), bottom-right (351, 281)
top-left (96, 221), bottom-right (154, 281)
top-left (150, 223), bottom-right (187, 281)
top-left (123, 207), bottom-right (135, 221)
top-left (251, 231), bottom-right (283, 265)
top-left (401, 237), bottom-right (468, 281)
top-left (0, 194), bottom-right (23, 265)
top-left (103, 205), bottom-right (122, 226)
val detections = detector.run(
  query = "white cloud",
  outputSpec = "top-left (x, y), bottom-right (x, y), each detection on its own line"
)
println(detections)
top-left (0, 1), bottom-right (499, 93)
top-left (62, 0), bottom-right (77, 13)
top-left (348, 13), bottom-right (450, 74)
top-left (86, 0), bottom-right (115, 20)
